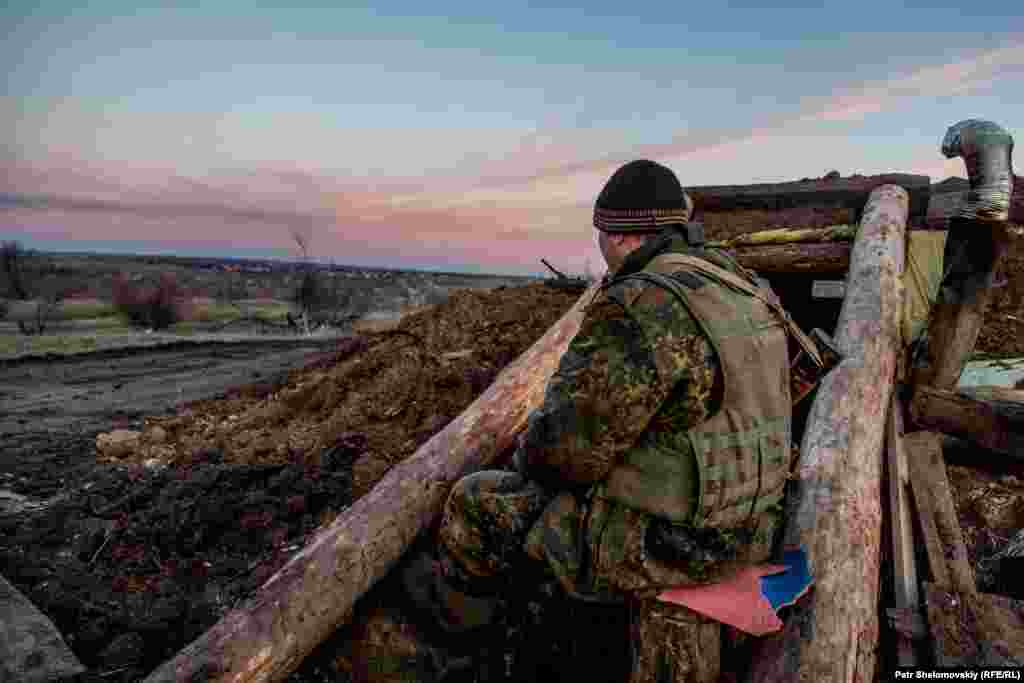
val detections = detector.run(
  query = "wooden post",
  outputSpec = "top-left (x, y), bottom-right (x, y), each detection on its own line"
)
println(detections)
top-left (143, 283), bottom-right (602, 683)
top-left (0, 573), bottom-right (85, 683)
top-left (912, 120), bottom-right (1015, 391)
top-left (746, 185), bottom-right (908, 683)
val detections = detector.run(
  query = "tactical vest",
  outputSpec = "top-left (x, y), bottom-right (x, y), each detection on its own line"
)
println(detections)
top-left (595, 250), bottom-right (792, 529)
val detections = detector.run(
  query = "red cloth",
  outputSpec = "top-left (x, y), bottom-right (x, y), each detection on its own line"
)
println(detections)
top-left (657, 564), bottom-right (787, 636)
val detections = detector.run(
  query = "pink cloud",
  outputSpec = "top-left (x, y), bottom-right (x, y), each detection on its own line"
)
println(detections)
top-left (5, 41), bottom-right (1021, 276)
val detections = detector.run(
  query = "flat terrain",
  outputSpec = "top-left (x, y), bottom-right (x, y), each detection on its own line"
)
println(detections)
top-left (0, 339), bottom-right (343, 442)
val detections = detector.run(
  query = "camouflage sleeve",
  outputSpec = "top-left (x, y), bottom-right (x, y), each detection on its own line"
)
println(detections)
top-left (517, 276), bottom-right (719, 488)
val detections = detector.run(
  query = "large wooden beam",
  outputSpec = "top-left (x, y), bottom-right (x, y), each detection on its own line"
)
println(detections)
top-left (912, 120), bottom-right (1015, 391)
top-left (689, 172), bottom-right (930, 224)
top-left (746, 185), bottom-right (908, 683)
top-left (909, 385), bottom-right (1024, 459)
top-left (143, 283), bottom-right (603, 683)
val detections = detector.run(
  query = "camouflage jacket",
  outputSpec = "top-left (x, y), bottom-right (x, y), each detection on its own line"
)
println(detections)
top-left (517, 233), bottom-right (728, 492)
top-left (514, 230), bottom-right (788, 596)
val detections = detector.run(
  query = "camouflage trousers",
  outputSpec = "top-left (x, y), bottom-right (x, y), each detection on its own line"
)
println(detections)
top-left (413, 469), bottom-right (766, 682)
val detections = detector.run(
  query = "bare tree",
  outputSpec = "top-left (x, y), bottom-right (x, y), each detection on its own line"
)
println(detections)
top-left (287, 223), bottom-right (318, 335)
top-left (216, 270), bottom-right (248, 314)
top-left (0, 241), bottom-right (66, 335)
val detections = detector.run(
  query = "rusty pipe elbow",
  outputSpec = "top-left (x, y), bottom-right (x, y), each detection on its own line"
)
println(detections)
top-left (941, 119), bottom-right (1015, 223)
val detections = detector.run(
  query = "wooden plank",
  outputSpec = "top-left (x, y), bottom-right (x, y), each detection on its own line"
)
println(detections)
top-left (746, 184), bottom-right (908, 683)
top-left (910, 385), bottom-right (1024, 459)
top-left (885, 395), bottom-right (920, 667)
top-left (904, 432), bottom-right (974, 595)
top-left (143, 283), bottom-right (603, 683)
top-left (907, 461), bottom-right (952, 589)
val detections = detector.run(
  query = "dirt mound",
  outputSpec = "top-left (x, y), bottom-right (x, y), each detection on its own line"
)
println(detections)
top-left (977, 234), bottom-right (1024, 355)
top-left (103, 283), bottom-right (581, 496)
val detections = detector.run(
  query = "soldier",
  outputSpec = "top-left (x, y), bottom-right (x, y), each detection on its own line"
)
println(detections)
top-left (354, 160), bottom-right (797, 683)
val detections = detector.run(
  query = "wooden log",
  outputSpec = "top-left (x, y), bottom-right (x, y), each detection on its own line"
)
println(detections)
top-left (884, 394), bottom-right (922, 667)
top-left (143, 282), bottom-right (603, 683)
top-left (0, 573), bottom-right (85, 682)
top-left (745, 185), bottom-right (908, 683)
top-left (689, 172), bottom-right (930, 224)
top-left (909, 385), bottom-right (1024, 459)
top-left (730, 241), bottom-right (852, 274)
top-left (912, 120), bottom-right (1015, 391)
top-left (960, 385), bottom-right (1024, 420)
top-left (706, 224), bottom-right (858, 249)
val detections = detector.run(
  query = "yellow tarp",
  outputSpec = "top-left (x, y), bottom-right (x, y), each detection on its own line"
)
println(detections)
top-left (902, 231), bottom-right (947, 345)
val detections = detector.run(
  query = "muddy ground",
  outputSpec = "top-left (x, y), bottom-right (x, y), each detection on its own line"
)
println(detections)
top-left (2, 235), bottom-right (1023, 681)
top-left (0, 284), bottom-right (583, 681)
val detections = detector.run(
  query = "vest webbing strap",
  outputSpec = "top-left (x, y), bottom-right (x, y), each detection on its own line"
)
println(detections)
top-left (648, 253), bottom-right (825, 369)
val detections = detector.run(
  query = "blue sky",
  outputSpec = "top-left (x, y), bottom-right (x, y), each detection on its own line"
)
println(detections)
top-left (3, 1), bottom-right (1022, 275)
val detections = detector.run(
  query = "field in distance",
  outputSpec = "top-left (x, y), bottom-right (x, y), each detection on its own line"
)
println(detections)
top-left (0, 251), bottom-right (541, 358)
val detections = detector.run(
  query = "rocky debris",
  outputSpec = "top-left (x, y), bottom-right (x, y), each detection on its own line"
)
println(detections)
top-left (978, 528), bottom-right (1024, 599)
top-left (0, 457), bottom-right (352, 682)
top-left (95, 429), bottom-right (142, 458)
top-left (964, 478), bottom-right (1024, 530)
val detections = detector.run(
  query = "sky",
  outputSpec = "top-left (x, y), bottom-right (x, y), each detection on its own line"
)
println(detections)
top-left (2, 2), bottom-right (1023, 277)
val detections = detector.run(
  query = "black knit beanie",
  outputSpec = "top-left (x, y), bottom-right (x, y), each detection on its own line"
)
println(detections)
top-left (593, 160), bottom-right (694, 233)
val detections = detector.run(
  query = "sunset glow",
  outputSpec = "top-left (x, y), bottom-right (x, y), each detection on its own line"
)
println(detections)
top-left (3, 4), bottom-right (1022, 275)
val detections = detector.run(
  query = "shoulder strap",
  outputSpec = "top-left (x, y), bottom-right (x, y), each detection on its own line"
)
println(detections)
top-left (648, 253), bottom-right (825, 369)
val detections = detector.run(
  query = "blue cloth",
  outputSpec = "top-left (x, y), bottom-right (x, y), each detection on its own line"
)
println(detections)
top-left (759, 547), bottom-right (813, 610)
